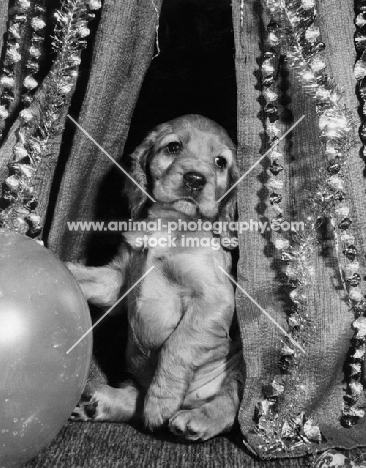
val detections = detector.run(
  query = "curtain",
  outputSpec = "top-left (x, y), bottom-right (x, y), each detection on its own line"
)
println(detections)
top-left (234, 0), bottom-right (366, 459)
top-left (47, 0), bottom-right (164, 262)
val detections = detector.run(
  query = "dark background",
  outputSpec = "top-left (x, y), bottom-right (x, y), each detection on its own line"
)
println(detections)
top-left (125, 0), bottom-right (237, 153)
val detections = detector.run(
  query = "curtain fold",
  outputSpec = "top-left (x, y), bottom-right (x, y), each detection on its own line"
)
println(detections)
top-left (0, 3), bottom-right (8, 57)
top-left (0, 0), bottom-right (86, 235)
top-left (233, 0), bottom-right (366, 459)
top-left (45, 0), bottom-right (163, 262)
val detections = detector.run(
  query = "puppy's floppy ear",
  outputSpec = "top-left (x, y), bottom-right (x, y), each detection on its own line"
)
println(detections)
top-left (218, 155), bottom-right (240, 250)
top-left (126, 131), bottom-right (157, 219)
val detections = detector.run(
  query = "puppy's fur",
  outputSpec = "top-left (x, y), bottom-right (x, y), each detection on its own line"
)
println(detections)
top-left (68, 114), bottom-right (244, 441)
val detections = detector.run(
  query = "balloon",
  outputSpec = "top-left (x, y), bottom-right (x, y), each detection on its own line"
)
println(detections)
top-left (0, 229), bottom-right (92, 467)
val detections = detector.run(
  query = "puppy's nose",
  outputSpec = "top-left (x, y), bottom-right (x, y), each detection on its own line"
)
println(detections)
top-left (183, 172), bottom-right (207, 191)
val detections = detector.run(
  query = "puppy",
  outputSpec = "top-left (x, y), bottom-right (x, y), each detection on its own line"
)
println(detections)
top-left (68, 114), bottom-right (244, 441)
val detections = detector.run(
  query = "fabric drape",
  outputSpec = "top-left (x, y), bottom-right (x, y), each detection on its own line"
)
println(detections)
top-left (46, 0), bottom-right (163, 261)
top-left (233, 0), bottom-right (366, 458)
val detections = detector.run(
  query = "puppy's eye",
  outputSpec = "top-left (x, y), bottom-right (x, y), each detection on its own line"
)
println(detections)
top-left (166, 141), bottom-right (182, 154)
top-left (214, 156), bottom-right (227, 169)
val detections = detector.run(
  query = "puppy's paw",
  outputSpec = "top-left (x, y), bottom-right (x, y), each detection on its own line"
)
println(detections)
top-left (69, 385), bottom-right (122, 422)
top-left (169, 409), bottom-right (218, 441)
top-left (70, 401), bottom-right (96, 422)
top-left (143, 394), bottom-right (181, 430)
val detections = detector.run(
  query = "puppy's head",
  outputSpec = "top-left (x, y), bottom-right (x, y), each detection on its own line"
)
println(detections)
top-left (127, 114), bottom-right (239, 225)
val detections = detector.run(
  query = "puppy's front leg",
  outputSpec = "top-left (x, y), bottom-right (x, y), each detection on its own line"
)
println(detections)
top-left (71, 381), bottom-right (142, 422)
top-left (66, 245), bottom-right (130, 307)
top-left (144, 287), bottom-right (233, 429)
top-left (66, 263), bottom-right (123, 307)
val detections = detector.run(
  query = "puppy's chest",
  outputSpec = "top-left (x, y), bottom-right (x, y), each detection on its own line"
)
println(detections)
top-left (127, 238), bottom-right (229, 353)
top-left (127, 248), bottom-right (184, 352)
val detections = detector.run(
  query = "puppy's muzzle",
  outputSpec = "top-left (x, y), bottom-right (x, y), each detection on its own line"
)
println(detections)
top-left (183, 171), bottom-right (207, 191)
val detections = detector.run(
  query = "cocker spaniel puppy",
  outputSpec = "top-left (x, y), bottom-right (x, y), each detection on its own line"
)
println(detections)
top-left (68, 114), bottom-right (244, 441)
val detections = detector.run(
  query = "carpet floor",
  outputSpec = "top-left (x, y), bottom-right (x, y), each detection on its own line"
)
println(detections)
top-left (23, 421), bottom-right (359, 468)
